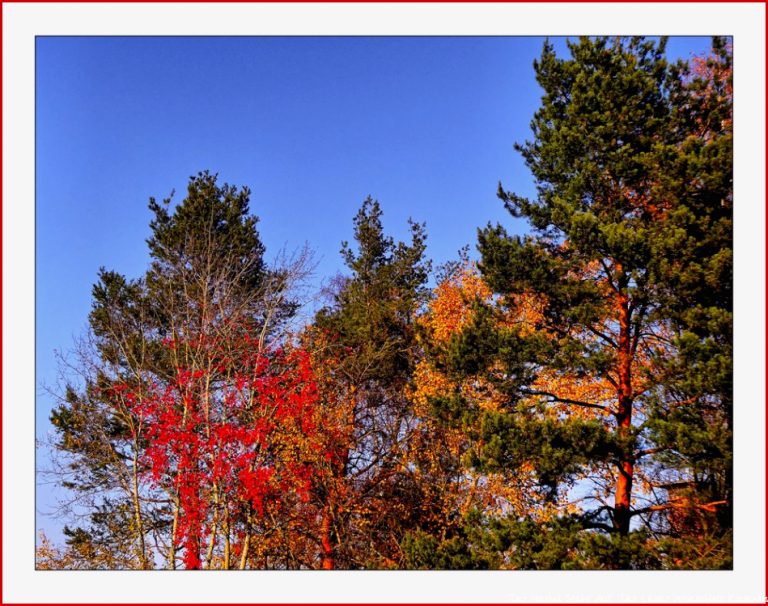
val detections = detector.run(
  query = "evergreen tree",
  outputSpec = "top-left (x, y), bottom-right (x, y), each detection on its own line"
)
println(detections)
top-left (317, 197), bottom-right (430, 386)
top-left (643, 37), bottom-right (733, 562)
top-left (310, 197), bottom-right (432, 567)
top-left (419, 37), bottom-right (731, 568)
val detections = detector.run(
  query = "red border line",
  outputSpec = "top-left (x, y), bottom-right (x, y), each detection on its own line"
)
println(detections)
top-left (0, 0), bottom-right (765, 3)
top-left (760, 1), bottom-right (768, 603)
top-left (1, 0), bottom-right (4, 604)
top-left (1, 2), bottom-right (764, 606)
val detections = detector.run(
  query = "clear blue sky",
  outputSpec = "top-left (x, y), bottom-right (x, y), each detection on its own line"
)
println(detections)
top-left (35, 36), bottom-right (714, 541)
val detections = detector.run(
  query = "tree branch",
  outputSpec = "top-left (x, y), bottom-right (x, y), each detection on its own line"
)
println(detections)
top-left (522, 389), bottom-right (611, 412)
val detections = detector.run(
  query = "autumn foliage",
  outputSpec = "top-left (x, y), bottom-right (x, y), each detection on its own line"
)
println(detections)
top-left (118, 334), bottom-right (319, 568)
top-left (40, 38), bottom-right (732, 571)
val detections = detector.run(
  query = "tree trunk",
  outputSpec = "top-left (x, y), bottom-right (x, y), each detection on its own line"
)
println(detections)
top-left (239, 533), bottom-right (250, 570)
top-left (130, 449), bottom-right (149, 569)
top-left (320, 506), bottom-right (334, 570)
top-left (169, 504), bottom-right (179, 569)
top-left (613, 290), bottom-right (634, 536)
top-left (223, 508), bottom-right (231, 570)
top-left (239, 510), bottom-right (252, 570)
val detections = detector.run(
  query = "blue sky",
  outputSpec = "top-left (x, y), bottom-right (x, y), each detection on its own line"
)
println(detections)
top-left (35, 36), bottom-right (714, 541)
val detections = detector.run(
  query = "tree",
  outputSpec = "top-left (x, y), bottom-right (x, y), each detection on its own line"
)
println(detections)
top-left (308, 197), bottom-right (432, 568)
top-left (426, 37), bottom-right (731, 568)
top-left (47, 171), bottom-right (309, 569)
top-left (403, 261), bottom-right (563, 569)
top-left (642, 37), bottom-right (732, 564)
top-left (121, 331), bottom-right (322, 569)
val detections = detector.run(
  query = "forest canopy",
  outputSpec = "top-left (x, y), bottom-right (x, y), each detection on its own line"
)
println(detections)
top-left (38, 36), bottom-right (732, 571)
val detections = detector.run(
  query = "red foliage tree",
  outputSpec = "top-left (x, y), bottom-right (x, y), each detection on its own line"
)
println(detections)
top-left (118, 330), bottom-right (324, 569)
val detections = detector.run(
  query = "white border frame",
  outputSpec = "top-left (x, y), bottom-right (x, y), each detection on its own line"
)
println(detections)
top-left (4, 2), bottom-right (765, 603)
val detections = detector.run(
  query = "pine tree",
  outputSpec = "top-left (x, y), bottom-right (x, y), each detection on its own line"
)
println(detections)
top-left (421, 37), bottom-right (731, 568)
top-left (643, 37), bottom-right (732, 564)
